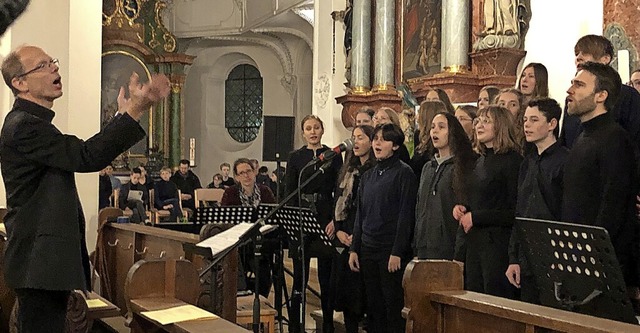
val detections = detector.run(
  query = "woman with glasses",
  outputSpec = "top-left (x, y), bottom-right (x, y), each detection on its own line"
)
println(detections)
top-left (284, 115), bottom-right (342, 333)
top-left (220, 158), bottom-right (276, 297)
top-left (414, 112), bottom-right (476, 260)
top-left (332, 125), bottom-right (376, 333)
top-left (453, 106), bottom-right (522, 299)
top-left (455, 105), bottom-right (478, 140)
top-left (349, 123), bottom-right (417, 333)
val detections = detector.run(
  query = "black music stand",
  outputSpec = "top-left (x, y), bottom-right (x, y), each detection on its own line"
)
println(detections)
top-left (270, 205), bottom-right (335, 250)
top-left (515, 217), bottom-right (638, 324)
top-left (195, 206), bottom-right (255, 225)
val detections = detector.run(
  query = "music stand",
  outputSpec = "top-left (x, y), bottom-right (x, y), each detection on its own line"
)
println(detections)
top-left (270, 205), bottom-right (334, 249)
top-left (195, 206), bottom-right (255, 225)
top-left (515, 217), bottom-right (637, 324)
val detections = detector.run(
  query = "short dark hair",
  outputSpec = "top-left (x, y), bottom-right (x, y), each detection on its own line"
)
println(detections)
top-left (220, 162), bottom-right (230, 170)
top-left (233, 158), bottom-right (254, 175)
top-left (131, 167), bottom-right (142, 175)
top-left (574, 35), bottom-right (614, 63)
top-left (373, 123), bottom-right (404, 148)
top-left (179, 159), bottom-right (190, 166)
top-left (528, 98), bottom-right (562, 138)
top-left (577, 61), bottom-right (621, 112)
top-left (258, 166), bottom-right (268, 173)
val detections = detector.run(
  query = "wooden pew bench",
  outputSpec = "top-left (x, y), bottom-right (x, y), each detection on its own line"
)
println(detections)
top-left (125, 258), bottom-right (249, 333)
top-left (402, 260), bottom-right (640, 333)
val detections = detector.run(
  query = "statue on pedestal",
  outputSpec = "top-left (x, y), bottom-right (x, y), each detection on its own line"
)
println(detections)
top-left (475, 0), bottom-right (530, 50)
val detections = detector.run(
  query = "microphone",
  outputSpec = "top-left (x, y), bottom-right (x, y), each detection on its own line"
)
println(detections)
top-left (306, 138), bottom-right (354, 166)
top-left (0, 0), bottom-right (30, 36)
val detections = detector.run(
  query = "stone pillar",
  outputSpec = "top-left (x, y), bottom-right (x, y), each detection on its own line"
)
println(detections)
top-left (373, 0), bottom-right (395, 91)
top-left (442, 0), bottom-right (469, 72)
top-left (350, 0), bottom-right (371, 93)
top-left (168, 82), bottom-right (182, 168)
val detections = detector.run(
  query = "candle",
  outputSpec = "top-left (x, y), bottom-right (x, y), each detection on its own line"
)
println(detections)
top-left (618, 50), bottom-right (630, 84)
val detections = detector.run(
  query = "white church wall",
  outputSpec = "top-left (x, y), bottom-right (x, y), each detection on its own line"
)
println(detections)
top-left (184, 43), bottom-right (306, 186)
top-left (520, 0), bottom-right (604, 107)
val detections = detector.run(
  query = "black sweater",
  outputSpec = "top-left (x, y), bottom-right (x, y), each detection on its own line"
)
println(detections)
top-left (154, 179), bottom-right (179, 209)
top-left (562, 113), bottom-right (638, 283)
top-left (351, 154), bottom-right (418, 260)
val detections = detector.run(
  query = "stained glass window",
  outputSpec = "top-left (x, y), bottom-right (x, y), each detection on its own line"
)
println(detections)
top-left (225, 64), bottom-right (263, 143)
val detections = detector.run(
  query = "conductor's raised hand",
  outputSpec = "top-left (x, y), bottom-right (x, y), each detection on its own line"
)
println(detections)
top-left (126, 72), bottom-right (171, 121)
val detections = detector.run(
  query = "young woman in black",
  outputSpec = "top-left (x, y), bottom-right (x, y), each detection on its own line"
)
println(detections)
top-left (349, 123), bottom-right (417, 333)
top-left (284, 115), bottom-right (342, 333)
top-left (453, 106), bottom-right (522, 299)
top-left (332, 125), bottom-right (375, 333)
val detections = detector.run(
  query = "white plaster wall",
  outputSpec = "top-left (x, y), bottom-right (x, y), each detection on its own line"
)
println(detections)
top-left (0, 0), bottom-right (102, 250)
top-left (184, 42), bottom-right (308, 186)
top-left (520, 0), bottom-right (604, 107)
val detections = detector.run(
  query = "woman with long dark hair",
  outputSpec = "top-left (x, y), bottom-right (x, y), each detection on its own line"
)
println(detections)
top-left (453, 106), bottom-right (522, 299)
top-left (517, 62), bottom-right (549, 105)
top-left (284, 115), bottom-right (342, 333)
top-left (332, 125), bottom-right (375, 333)
top-left (349, 123), bottom-right (417, 333)
top-left (410, 100), bottom-right (447, 177)
top-left (414, 112), bottom-right (476, 260)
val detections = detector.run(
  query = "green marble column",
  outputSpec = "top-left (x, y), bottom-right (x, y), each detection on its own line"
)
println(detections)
top-left (168, 83), bottom-right (182, 168)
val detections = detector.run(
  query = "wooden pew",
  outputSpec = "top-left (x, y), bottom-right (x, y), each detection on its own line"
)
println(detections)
top-left (96, 220), bottom-right (237, 322)
top-left (125, 259), bottom-right (249, 333)
top-left (402, 260), bottom-right (640, 333)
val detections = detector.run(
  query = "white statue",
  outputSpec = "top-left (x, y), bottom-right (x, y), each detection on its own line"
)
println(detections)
top-left (482, 0), bottom-right (519, 36)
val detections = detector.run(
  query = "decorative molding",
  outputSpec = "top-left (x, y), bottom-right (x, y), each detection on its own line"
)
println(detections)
top-left (251, 27), bottom-right (313, 51)
top-left (292, 4), bottom-right (314, 26)
top-left (315, 74), bottom-right (331, 109)
top-left (203, 34), bottom-right (297, 96)
top-left (605, 23), bottom-right (639, 72)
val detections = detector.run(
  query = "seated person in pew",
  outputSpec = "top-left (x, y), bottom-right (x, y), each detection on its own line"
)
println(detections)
top-left (171, 159), bottom-right (202, 213)
top-left (119, 167), bottom-right (150, 223)
top-left (0, 44), bottom-right (170, 332)
top-left (154, 167), bottom-right (184, 221)
top-left (506, 98), bottom-right (567, 304)
top-left (220, 158), bottom-right (276, 298)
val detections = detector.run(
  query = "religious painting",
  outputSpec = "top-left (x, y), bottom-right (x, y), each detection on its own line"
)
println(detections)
top-left (400, 0), bottom-right (442, 81)
top-left (101, 51), bottom-right (151, 156)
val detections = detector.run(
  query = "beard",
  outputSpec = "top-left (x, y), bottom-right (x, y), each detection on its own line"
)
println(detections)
top-left (567, 93), bottom-right (597, 117)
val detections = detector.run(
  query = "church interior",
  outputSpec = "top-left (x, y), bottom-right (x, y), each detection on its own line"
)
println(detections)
top-left (0, 0), bottom-right (639, 332)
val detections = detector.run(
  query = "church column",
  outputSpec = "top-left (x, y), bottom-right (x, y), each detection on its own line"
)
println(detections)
top-left (168, 79), bottom-right (183, 168)
top-left (442, 0), bottom-right (469, 72)
top-left (350, 0), bottom-right (371, 93)
top-left (373, 0), bottom-right (395, 91)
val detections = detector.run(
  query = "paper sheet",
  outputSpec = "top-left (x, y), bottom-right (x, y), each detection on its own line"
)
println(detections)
top-left (86, 298), bottom-right (109, 309)
top-left (141, 304), bottom-right (218, 325)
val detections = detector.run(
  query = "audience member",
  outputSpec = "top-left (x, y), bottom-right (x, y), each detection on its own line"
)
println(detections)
top-left (105, 164), bottom-right (121, 192)
top-left (98, 167), bottom-right (112, 210)
top-left (219, 162), bottom-right (235, 187)
top-left (630, 69), bottom-right (640, 93)
top-left (118, 167), bottom-right (149, 223)
top-left (154, 167), bottom-right (183, 221)
top-left (206, 173), bottom-right (225, 189)
top-left (170, 159), bottom-right (202, 212)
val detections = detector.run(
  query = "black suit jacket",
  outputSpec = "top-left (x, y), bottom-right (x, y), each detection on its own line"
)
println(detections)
top-left (0, 98), bottom-right (145, 291)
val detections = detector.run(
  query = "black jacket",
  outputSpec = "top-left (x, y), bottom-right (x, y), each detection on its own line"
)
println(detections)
top-left (0, 98), bottom-right (144, 291)
top-left (562, 113), bottom-right (639, 284)
top-left (170, 170), bottom-right (202, 196)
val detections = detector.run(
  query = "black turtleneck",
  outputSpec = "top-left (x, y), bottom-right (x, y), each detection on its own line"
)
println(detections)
top-left (351, 153), bottom-right (417, 260)
top-left (562, 112), bottom-right (638, 283)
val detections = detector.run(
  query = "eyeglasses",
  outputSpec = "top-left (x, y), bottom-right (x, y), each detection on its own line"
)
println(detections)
top-left (16, 58), bottom-right (59, 78)
top-left (473, 117), bottom-right (493, 127)
top-left (457, 116), bottom-right (473, 123)
top-left (237, 169), bottom-right (254, 177)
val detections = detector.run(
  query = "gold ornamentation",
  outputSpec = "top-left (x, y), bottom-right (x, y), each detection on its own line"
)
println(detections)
top-left (372, 84), bottom-right (394, 92)
top-left (103, 0), bottom-right (143, 29)
top-left (148, 23), bottom-right (160, 49)
top-left (171, 83), bottom-right (182, 94)
top-left (155, 1), bottom-right (176, 52)
top-left (350, 86), bottom-right (370, 95)
top-left (443, 65), bottom-right (469, 73)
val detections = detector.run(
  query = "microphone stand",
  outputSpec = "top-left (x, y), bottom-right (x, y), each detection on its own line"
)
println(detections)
top-left (250, 158), bottom-right (333, 333)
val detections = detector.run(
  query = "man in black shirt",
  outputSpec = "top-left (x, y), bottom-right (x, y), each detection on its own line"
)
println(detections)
top-left (170, 159), bottom-right (201, 212)
top-left (219, 162), bottom-right (235, 187)
top-left (506, 98), bottom-right (568, 303)
top-left (563, 61), bottom-right (639, 287)
top-left (560, 35), bottom-right (640, 150)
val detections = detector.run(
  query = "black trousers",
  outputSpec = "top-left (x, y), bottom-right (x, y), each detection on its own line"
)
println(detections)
top-left (360, 256), bottom-right (405, 333)
top-left (289, 255), bottom-right (334, 333)
top-left (465, 230), bottom-right (516, 299)
top-left (16, 288), bottom-right (70, 333)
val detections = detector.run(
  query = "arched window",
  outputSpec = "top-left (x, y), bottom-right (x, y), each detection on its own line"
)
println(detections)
top-left (225, 64), bottom-right (263, 143)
